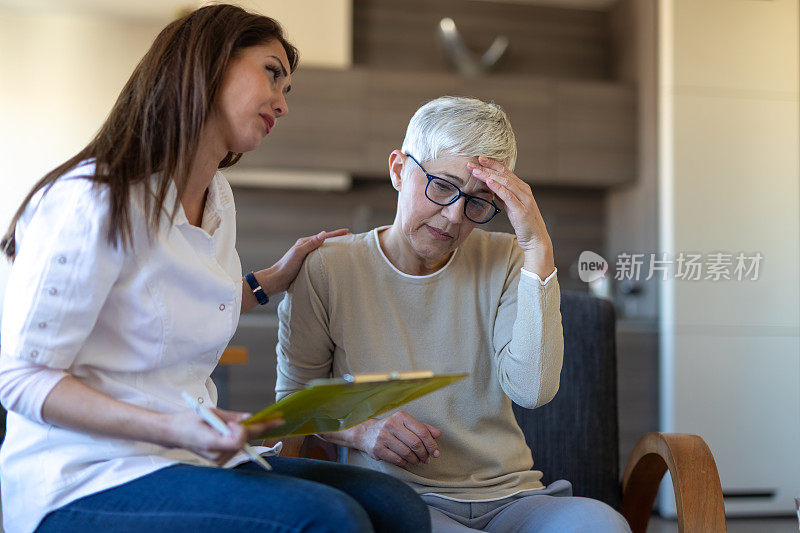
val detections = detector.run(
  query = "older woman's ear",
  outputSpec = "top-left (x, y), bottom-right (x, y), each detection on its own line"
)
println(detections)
top-left (388, 150), bottom-right (405, 192)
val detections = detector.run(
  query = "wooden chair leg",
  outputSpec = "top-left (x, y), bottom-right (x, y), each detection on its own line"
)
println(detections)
top-left (621, 432), bottom-right (726, 533)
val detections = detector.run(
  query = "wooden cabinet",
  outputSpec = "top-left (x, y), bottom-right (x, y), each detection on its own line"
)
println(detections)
top-left (241, 68), bottom-right (367, 172)
top-left (552, 82), bottom-right (637, 186)
top-left (242, 67), bottom-right (636, 187)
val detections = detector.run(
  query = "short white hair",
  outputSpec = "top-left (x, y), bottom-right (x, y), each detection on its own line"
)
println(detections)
top-left (400, 96), bottom-right (517, 172)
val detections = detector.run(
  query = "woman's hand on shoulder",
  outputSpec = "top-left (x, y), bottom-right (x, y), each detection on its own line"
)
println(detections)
top-left (160, 408), bottom-right (283, 466)
top-left (242, 228), bottom-right (349, 313)
top-left (266, 229), bottom-right (349, 293)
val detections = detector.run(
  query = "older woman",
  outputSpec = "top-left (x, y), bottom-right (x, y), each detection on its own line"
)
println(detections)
top-left (276, 96), bottom-right (631, 532)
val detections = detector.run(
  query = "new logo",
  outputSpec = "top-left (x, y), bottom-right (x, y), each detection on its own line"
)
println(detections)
top-left (578, 251), bottom-right (608, 283)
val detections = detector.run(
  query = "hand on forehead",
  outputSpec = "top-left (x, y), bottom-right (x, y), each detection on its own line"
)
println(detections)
top-left (467, 155), bottom-right (517, 206)
top-left (422, 155), bottom-right (494, 197)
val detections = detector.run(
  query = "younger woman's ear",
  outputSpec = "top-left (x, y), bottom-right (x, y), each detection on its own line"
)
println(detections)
top-left (388, 150), bottom-right (405, 192)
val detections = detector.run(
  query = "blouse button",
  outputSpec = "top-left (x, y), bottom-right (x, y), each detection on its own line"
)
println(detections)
top-left (219, 304), bottom-right (226, 311)
top-left (48, 288), bottom-right (58, 296)
top-left (197, 397), bottom-right (204, 404)
top-left (38, 322), bottom-right (47, 329)
top-left (56, 256), bottom-right (66, 264)
top-left (30, 350), bottom-right (39, 359)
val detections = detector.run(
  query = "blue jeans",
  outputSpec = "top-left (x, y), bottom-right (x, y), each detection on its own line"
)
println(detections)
top-left (37, 456), bottom-right (431, 532)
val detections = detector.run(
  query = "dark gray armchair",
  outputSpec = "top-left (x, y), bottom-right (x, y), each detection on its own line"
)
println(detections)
top-left (512, 290), bottom-right (726, 532)
top-left (513, 290), bottom-right (621, 507)
top-left (279, 290), bottom-right (728, 532)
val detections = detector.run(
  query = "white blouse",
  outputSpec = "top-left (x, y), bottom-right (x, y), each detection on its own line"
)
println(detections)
top-left (0, 162), bottom-right (254, 533)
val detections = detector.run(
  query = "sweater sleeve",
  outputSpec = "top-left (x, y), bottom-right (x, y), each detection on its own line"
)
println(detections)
top-left (491, 247), bottom-right (564, 409)
top-left (275, 249), bottom-right (335, 401)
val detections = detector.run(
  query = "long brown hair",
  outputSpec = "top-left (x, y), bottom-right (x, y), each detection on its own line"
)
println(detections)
top-left (1, 4), bottom-right (298, 260)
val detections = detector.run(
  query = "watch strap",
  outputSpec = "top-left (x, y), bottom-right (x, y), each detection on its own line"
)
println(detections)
top-left (245, 272), bottom-right (269, 305)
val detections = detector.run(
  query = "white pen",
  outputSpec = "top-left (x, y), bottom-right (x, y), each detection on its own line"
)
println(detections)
top-left (181, 391), bottom-right (272, 471)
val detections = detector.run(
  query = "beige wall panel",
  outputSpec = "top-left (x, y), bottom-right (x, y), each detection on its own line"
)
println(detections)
top-left (215, 0), bottom-right (352, 68)
top-left (672, 0), bottom-right (798, 93)
top-left (660, 0), bottom-right (800, 516)
top-left (672, 94), bottom-right (799, 329)
top-left (672, 334), bottom-right (800, 512)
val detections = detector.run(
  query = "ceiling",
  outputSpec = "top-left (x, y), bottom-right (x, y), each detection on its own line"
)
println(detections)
top-left (0, 0), bottom-right (619, 22)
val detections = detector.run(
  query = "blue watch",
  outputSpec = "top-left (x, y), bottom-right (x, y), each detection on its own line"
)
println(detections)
top-left (245, 272), bottom-right (269, 305)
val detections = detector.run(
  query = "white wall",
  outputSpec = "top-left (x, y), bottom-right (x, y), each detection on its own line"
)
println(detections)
top-left (0, 8), bottom-right (164, 315)
top-left (0, 1), bottom-right (351, 319)
top-left (223, 1), bottom-right (351, 69)
top-left (659, 0), bottom-right (800, 516)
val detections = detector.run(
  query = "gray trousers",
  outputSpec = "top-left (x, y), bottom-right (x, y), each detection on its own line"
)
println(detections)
top-left (422, 480), bottom-right (631, 533)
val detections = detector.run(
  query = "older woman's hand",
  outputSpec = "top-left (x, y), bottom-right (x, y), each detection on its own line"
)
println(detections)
top-left (356, 412), bottom-right (442, 467)
top-left (468, 157), bottom-right (555, 279)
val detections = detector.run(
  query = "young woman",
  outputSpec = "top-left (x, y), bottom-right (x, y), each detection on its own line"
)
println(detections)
top-left (0, 5), bottom-right (430, 532)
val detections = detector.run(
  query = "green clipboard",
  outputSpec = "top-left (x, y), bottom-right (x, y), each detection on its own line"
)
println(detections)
top-left (242, 371), bottom-right (468, 439)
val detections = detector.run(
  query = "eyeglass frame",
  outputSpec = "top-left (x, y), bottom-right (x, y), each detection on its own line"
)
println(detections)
top-left (403, 153), bottom-right (501, 224)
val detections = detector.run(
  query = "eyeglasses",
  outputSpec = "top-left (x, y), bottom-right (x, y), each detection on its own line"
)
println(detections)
top-left (404, 153), bottom-right (501, 224)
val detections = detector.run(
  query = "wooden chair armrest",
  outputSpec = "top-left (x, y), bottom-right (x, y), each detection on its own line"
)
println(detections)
top-left (263, 435), bottom-right (338, 462)
top-left (621, 432), bottom-right (726, 533)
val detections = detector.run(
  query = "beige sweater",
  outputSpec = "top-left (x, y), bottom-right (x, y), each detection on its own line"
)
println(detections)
top-left (276, 227), bottom-right (564, 501)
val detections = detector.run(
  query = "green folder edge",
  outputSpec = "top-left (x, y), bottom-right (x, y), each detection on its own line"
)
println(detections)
top-left (242, 373), bottom-right (468, 439)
